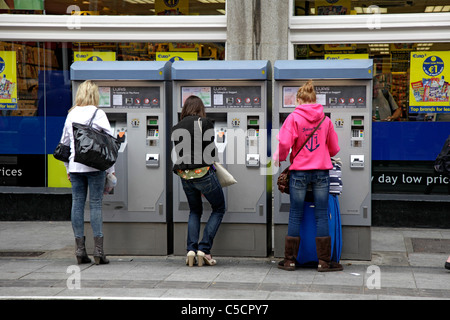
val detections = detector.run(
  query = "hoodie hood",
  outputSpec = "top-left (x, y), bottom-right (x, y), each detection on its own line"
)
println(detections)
top-left (293, 103), bottom-right (324, 123)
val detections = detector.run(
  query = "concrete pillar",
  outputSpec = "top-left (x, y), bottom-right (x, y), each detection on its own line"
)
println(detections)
top-left (226, 0), bottom-right (289, 63)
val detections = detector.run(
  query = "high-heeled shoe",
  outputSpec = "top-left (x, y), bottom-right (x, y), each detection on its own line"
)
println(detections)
top-left (186, 251), bottom-right (196, 267)
top-left (445, 261), bottom-right (450, 270)
top-left (197, 250), bottom-right (216, 267)
top-left (75, 237), bottom-right (91, 264)
top-left (93, 236), bottom-right (109, 265)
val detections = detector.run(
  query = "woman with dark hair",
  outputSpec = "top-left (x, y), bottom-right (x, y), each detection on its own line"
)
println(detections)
top-left (172, 95), bottom-right (226, 267)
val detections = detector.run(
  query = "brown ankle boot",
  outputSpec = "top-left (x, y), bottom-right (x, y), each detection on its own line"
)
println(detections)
top-left (278, 236), bottom-right (300, 271)
top-left (315, 236), bottom-right (343, 272)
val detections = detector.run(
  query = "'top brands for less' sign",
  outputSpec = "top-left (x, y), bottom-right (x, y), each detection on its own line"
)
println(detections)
top-left (409, 51), bottom-right (450, 113)
top-left (0, 51), bottom-right (17, 110)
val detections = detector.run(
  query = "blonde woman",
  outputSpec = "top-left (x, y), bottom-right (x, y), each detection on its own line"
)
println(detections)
top-left (274, 80), bottom-right (342, 272)
top-left (59, 80), bottom-right (114, 265)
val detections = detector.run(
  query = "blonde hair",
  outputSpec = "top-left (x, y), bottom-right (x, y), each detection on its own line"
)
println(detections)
top-left (296, 80), bottom-right (316, 104)
top-left (72, 80), bottom-right (99, 111)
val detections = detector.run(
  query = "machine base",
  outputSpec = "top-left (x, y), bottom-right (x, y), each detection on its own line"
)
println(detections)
top-left (83, 222), bottom-right (169, 255)
top-left (274, 224), bottom-right (371, 261)
top-left (173, 223), bottom-right (270, 257)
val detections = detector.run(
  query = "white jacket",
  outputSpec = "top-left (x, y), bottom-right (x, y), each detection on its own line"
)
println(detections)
top-left (60, 105), bottom-right (115, 174)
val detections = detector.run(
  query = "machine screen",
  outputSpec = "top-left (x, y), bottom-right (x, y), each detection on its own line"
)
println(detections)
top-left (182, 86), bottom-right (262, 109)
top-left (283, 85), bottom-right (367, 109)
top-left (99, 86), bottom-right (161, 109)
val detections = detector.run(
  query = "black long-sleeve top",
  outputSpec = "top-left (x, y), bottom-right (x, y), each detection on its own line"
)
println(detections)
top-left (171, 115), bottom-right (218, 173)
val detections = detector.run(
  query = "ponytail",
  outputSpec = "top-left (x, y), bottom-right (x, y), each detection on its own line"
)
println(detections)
top-left (296, 80), bottom-right (316, 104)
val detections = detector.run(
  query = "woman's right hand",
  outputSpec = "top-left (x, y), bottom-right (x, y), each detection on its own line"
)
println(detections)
top-left (273, 149), bottom-right (280, 167)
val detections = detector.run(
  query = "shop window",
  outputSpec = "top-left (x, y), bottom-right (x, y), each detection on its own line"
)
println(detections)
top-left (0, 40), bottom-right (225, 187)
top-left (294, 0), bottom-right (450, 16)
top-left (293, 41), bottom-right (450, 195)
top-left (0, 41), bottom-right (225, 120)
top-left (294, 43), bottom-right (450, 122)
top-left (0, 0), bottom-right (43, 13)
top-left (72, 42), bottom-right (225, 62)
top-left (0, 41), bottom-right (60, 187)
top-left (0, 0), bottom-right (226, 15)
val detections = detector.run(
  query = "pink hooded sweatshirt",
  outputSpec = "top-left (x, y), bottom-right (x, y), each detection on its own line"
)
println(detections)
top-left (274, 103), bottom-right (340, 171)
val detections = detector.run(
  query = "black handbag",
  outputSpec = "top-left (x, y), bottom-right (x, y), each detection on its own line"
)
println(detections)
top-left (53, 143), bottom-right (70, 163)
top-left (277, 116), bottom-right (326, 194)
top-left (72, 109), bottom-right (123, 171)
top-left (434, 135), bottom-right (450, 176)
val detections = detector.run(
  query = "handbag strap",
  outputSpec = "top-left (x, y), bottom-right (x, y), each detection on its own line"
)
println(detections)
top-left (197, 117), bottom-right (202, 132)
top-left (291, 115), bottom-right (326, 162)
top-left (88, 108), bottom-right (99, 127)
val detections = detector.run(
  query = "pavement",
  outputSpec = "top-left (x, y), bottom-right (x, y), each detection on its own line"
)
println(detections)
top-left (0, 221), bottom-right (449, 302)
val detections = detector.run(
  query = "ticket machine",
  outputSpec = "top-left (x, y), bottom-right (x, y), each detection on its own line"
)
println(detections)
top-left (70, 61), bottom-right (172, 255)
top-left (171, 60), bottom-right (271, 257)
top-left (273, 59), bottom-right (373, 260)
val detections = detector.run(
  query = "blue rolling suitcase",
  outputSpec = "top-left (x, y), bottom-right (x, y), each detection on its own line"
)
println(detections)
top-left (296, 194), bottom-right (342, 266)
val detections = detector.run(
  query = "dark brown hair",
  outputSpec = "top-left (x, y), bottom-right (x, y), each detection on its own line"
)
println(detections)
top-left (180, 95), bottom-right (207, 119)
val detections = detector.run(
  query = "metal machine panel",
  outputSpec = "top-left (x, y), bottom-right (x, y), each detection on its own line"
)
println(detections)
top-left (171, 60), bottom-right (270, 80)
top-left (274, 59), bottom-right (373, 80)
top-left (172, 80), bottom-right (269, 224)
top-left (71, 61), bottom-right (171, 81)
top-left (272, 60), bottom-right (373, 260)
top-left (70, 61), bottom-right (172, 255)
top-left (171, 61), bottom-right (271, 257)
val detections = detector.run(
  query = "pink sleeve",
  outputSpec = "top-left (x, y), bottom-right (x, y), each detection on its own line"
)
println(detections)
top-left (327, 120), bottom-right (340, 157)
top-left (276, 115), bottom-right (297, 162)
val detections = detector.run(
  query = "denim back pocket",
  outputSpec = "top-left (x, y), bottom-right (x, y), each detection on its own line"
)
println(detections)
top-left (312, 172), bottom-right (329, 188)
top-left (290, 174), bottom-right (308, 189)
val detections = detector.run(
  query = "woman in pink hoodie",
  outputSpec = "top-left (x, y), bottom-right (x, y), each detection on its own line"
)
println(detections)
top-left (274, 80), bottom-right (342, 272)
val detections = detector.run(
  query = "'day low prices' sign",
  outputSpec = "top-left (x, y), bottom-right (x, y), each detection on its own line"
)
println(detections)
top-left (409, 51), bottom-right (450, 113)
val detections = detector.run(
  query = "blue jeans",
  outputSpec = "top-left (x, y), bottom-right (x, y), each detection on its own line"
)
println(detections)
top-left (70, 171), bottom-right (106, 238)
top-left (288, 170), bottom-right (330, 238)
top-left (181, 169), bottom-right (226, 254)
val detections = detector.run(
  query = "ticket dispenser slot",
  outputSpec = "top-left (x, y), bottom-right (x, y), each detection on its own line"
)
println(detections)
top-left (246, 116), bottom-right (260, 167)
top-left (146, 154), bottom-right (159, 167)
top-left (350, 155), bottom-right (365, 168)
